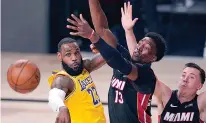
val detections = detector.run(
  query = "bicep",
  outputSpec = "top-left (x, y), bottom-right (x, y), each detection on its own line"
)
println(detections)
top-left (51, 76), bottom-right (73, 93)
top-left (83, 53), bottom-right (106, 73)
top-left (198, 91), bottom-right (206, 111)
top-left (154, 80), bottom-right (172, 107)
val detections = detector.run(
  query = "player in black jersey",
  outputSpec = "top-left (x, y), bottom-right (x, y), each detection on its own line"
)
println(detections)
top-left (154, 63), bottom-right (206, 123)
top-left (111, 2), bottom-right (206, 122)
top-left (66, 1), bottom-right (166, 123)
top-left (87, 1), bottom-right (166, 123)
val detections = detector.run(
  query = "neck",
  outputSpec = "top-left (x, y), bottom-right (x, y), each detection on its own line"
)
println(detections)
top-left (177, 90), bottom-right (196, 103)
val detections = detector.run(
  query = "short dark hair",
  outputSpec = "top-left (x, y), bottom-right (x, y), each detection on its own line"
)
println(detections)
top-left (185, 62), bottom-right (205, 84)
top-left (145, 32), bottom-right (166, 61)
top-left (58, 37), bottom-right (77, 51)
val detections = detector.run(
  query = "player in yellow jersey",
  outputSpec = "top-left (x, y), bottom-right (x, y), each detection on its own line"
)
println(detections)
top-left (48, 35), bottom-right (106, 123)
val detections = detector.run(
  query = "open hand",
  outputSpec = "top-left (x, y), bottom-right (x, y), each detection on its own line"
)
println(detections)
top-left (67, 14), bottom-right (93, 39)
top-left (121, 2), bottom-right (138, 31)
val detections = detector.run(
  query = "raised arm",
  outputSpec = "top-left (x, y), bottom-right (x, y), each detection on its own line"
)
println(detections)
top-left (48, 76), bottom-right (74, 123)
top-left (66, 14), bottom-right (106, 73)
top-left (154, 79), bottom-right (172, 115)
top-left (121, 2), bottom-right (139, 56)
top-left (198, 91), bottom-right (206, 121)
top-left (88, 0), bottom-right (117, 48)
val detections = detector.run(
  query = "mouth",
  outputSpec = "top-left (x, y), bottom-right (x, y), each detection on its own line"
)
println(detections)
top-left (180, 85), bottom-right (187, 89)
top-left (73, 62), bottom-right (79, 68)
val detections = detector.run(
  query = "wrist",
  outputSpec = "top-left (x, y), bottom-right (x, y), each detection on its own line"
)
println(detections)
top-left (89, 31), bottom-right (100, 43)
top-left (88, 29), bottom-right (95, 39)
top-left (59, 106), bottom-right (68, 112)
top-left (125, 29), bottom-right (133, 33)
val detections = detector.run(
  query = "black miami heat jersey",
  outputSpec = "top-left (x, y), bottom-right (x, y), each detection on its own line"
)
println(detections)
top-left (159, 90), bottom-right (204, 123)
top-left (108, 44), bottom-right (156, 123)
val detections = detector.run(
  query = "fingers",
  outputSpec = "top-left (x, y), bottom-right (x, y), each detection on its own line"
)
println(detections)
top-left (65, 117), bottom-right (70, 123)
top-left (90, 44), bottom-right (99, 54)
top-left (124, 2), bottom-right (127, 14)
top-left (121, 7), bottom-right (124, 16)
top-left (69, 32), bottom-right (80, 36)
top-left (122, 2), bottom-right (132, 16)
top-left (79, 14), bottom-right (87, 23)
top-left (127, 1), bottom-right (131, 15)
top-left (71, 14), bottom-right (82, 24)
top-left (66, 25), bottom-right (78, 31)
top-left (132, 18), bottom-right (139, 25)
top-left (67, 18), bottom-right (78, 26)
top-left (128, 3), bottom-right (132, 17)
top-left (90, 44), bottom-right (96, 50)
top-left (55, 117), bottom-right (59, 123)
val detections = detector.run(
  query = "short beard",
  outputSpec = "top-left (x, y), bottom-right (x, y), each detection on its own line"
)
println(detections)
top-left (61, 60), bottom-right (83, 76)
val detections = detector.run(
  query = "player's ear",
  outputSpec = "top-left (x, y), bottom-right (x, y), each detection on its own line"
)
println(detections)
top-left (57, 52), bottom-right (62, 61)
top-left (151, 55), bottom-right (157, 62)
top-left (197, 83), bottom-right (203, 90)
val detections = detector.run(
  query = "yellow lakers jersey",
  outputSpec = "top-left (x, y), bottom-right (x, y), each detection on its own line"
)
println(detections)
top-left (48, 69), bottom-right (106, 123)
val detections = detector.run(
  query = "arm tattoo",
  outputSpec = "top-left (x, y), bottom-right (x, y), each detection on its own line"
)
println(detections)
top-left (84, 53), bottom-right (106, 73)
top-left (51, 75), bottom-right (74, 93)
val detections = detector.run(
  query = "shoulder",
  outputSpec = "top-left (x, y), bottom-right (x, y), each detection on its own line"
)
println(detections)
top-left (51, 74), bottom-right (74, 89)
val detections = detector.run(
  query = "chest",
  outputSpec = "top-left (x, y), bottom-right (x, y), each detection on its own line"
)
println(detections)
top-left (162, 100), bottom-right (200, 122)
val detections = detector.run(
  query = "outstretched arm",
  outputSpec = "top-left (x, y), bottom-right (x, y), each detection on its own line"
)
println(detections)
top-left (48, 76), bottom-right (74, 123)
top-left (154, 79), bottom-right (172, 115)
top-left (67, 14), bottom-right (106, 73)
top-left (88, 0), bottom-right (117, 48)
top-left (121, 2), bottom-right (139, 56)
top-left (198, 91), bottom-right (206, 121)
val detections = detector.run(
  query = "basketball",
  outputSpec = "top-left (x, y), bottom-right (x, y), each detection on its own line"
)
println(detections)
top-left (7, 59), bottom-right (41, 94)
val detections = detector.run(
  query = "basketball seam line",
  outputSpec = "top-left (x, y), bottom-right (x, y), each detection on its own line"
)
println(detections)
top-left (15, 60), bottom-right (30, 90)
top-left (15, 67), bottom-right (38, 86)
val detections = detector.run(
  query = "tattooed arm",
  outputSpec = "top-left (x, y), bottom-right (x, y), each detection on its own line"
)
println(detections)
top-left (83, 53), bottom-right (106, 73)
top-left (49, 76), bottom-right (74, 123)
top-left (51, 75), bottom-right (74, 93)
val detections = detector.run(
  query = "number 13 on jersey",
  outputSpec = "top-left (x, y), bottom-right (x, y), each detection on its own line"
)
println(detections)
top-left (115, 90), bottom-right (124, 104)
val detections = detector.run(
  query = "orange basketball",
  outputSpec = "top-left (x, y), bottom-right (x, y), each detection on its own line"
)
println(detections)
top-left (7, 59), bottom-right (41, 94)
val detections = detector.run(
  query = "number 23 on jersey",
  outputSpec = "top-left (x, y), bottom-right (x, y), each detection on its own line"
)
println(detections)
top-left (87, 86), bottom-right (101, 106)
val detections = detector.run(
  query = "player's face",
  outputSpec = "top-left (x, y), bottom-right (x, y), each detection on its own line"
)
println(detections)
top-left (178, 67), bottom-right (203, 94)
top-left (132, 37), bottom-right (157, 63)
top-left (58, 42), bottom-right (83, 72)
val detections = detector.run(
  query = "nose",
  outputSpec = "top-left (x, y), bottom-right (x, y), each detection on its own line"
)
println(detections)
top-left (71, 54), bottom-right (77, 61)
top-left (181, 76), bottom-right (188, 85)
